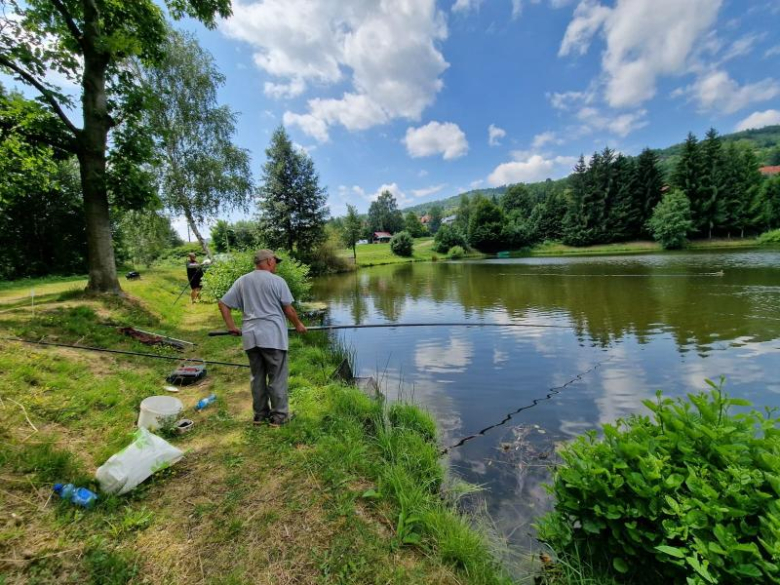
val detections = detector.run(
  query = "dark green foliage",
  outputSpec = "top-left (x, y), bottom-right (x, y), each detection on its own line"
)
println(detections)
top-left (769, 147), bottom-right (780, 166)
top-left (635, 148), bottom-right (665, 233)
top-left (468, 199), bottom-right (504, 252)
top-left (389, 231), bottom-right (414, 257)
top-left (201, 251), bottom-right (311, 303)
top-left (539, 380), bottom-right (780, 584)
top-left (432, 224), bottom-right (467, 254)
top-left (210, 219), bottom-right (260, 253)
top-left (673, 133), bottom-right (706, 235)
top-left (500, 183), bottom-right (535, 217)
top-left (116, 209), bottom-right (182, 267)
top-left (427, 205), bottom-right (444, 235)
top-left (404, 211), bottom-right (426, 237)
top-left (341, 204), bottom-right (365, 262)
top-left (648, 190), bottom-right (693, 249)
top-left (500, 210), bottom-right (533, 249)
top-left (758, 228), bottom-right (780, 244)
top-left (754, 176), bottom-right (780, 230)
top-left (367, 190), bottom-right (404, 235)
top-left (258, 126), bottom-right (328, 261)
top-left (606, 154), bottom-right (641, 242)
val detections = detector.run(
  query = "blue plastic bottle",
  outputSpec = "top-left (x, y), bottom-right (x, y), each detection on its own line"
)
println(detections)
top-left (195, 394), bottom-right (217, 411)
top-left (53, 483), bottom-right (98, 508)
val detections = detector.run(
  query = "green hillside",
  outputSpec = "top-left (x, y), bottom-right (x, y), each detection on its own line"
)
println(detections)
top-left (403, 125), bottom-right (780, 215)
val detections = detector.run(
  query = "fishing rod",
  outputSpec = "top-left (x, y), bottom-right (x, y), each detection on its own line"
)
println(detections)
top-left (3, 337), bottom-right (250, 368)
top-left (207, 321), bottom-right (573, 336)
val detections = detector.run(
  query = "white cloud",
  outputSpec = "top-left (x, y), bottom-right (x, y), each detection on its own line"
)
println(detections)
top-left (470, 179), bottom-right (484, 188)
top-left (532, 130), bottom-right (562, 148)
top-left (488, 123), bottom-right (506, 146)
top-left (677, 70), bottom-right (780, 114)
top-left (487, 153), bottom-right (577, 186)
top-left (560, 0), bottom-right (723, 108)
top-left (721, 33), bottom-right (765, 62)
top-left (735, 109), bottom-right (780, 131)
top-left (411, 184), bottom-right (447, 198)
top-left (558, 0), bottom-right (610, 57)
top-left (225, 0), bottom-right (448, 141)
top-left (404, 121), bottom-right (469, 160)
top-left (576, 106), bottom-right (648, 137)
top-left (452, 0), bottom-right (484, 13)
top-left (549, 88), bottom-right (595, 111)
top-left (766, 45), bottom-right (780, 58)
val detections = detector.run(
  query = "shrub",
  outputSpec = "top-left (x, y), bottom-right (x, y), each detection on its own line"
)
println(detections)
top-left (647, 190), bottom-right (693, 249)
top-left (389, 231), bottom-right (414, 257)
top-left (433, 224), bottom-right (466, 254)
top-left (538, 379), bottom-right (780, 584)
top-left (201, 251), bottom-right (311, 303)
top-left (758, 229), bottom-right (780, 245)
top-left (447, 245), bottom-right (465, 259)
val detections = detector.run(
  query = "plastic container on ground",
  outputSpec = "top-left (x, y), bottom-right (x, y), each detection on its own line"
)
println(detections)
top-left (53, 483), bottom-right (98, 507)
top-left (137, 395), bottom-right (184, 430)
top-left (195, 394), bottom-right (217, 411)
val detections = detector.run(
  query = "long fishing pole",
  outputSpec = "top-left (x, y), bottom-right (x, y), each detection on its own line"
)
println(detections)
top-left (3, 337), bottom-right (250, 368)
top-left (207, 321), bottom-right (573, 336)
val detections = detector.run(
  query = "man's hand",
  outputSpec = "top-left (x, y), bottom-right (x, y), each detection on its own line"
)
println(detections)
top-left (228, 327), bottom-right (242, 336)
top-left (295, 323), bottom-right (307, 334)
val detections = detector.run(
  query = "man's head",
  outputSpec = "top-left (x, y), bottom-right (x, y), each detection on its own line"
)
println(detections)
top-left (188, 252), bottom-right (197, 261)
top-left (254, 249), bottom-right (282, 273)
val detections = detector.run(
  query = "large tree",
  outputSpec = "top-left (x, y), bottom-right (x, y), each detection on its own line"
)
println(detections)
top-left (341, 204), bottom-right (364, 263)
top-left (367, 190), bottom-right (404, 235)
top-left (634, 148), bottom-right (664, 233)
top-left (0, 0), bottom-right (231, 293)
top-left (145, 30), bottom-right (252, 259)
top-left (258, 125), bottom-right (328, 260)
top-left (672, 132), bottom-right (705, 236)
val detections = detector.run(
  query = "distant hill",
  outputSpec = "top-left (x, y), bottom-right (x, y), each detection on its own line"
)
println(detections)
top-left (403, 186), bottom-right (507, 216)
top-left (402, 125), bottom-right (780, 215)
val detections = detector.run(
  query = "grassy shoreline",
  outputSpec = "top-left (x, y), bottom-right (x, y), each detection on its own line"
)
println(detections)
top-left (0, 268), bottom-right (513, 584)
top-left (523, 238), bottom-right (760, 257)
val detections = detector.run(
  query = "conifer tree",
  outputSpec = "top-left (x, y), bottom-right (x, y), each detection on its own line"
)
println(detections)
top-left (673, 132), bottom-right (705, 235)
top-left (367, 190), bottom-right (404, 235)
top-left (258, 126), bottom-right (328, 260)
top-left (635, 148), bottom-right (664, 233)
top-left (563, 155), bottom-right (590, 245)
top-left (699, 128), bottom-right (725, 238)
top-left (607, 154), bottom-right (640, 241)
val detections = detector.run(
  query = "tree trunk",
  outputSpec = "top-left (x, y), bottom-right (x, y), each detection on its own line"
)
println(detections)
top-left (80, 12), bottom-right (121, 294)
top-left (184, 207), bottom-right (212, 259)
top-left (352, 244), bottom-right (356, 263)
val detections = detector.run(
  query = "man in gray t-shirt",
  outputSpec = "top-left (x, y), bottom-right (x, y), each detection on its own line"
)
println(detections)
top-left (218, 249), bottom-right (307, 426)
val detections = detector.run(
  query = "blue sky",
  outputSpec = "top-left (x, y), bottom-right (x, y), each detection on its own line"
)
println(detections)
top-left (7, 0), bottom-right (780, 231)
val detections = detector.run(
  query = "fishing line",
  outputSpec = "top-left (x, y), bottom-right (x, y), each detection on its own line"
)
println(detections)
top-left (440, 356), bottom-right (613, 455)
top-left (2, 337), bottom-right (250, 368)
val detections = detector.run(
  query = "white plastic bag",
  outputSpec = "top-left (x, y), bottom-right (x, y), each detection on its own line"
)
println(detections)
top-left (96, 427), bottom-right (183, 495)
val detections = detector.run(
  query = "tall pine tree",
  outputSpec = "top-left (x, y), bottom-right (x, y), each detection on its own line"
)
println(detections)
top-left (258, 126), bottom-right (328, 260)
top-left (673, 132), bottom-right (705, 236)
top-left (635, 148), bottom-right (664, 235)
top-left (699, 128), bottom-right (725, 238)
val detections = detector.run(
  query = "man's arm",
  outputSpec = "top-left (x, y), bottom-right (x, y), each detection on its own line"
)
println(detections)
top-left (218, 301), bottom-right (241, 335)
top-left (283, 304), bottom-right (307, 333)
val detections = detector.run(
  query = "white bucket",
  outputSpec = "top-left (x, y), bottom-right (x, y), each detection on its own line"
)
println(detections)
top-left (137, 396), bottom-right (184, 431)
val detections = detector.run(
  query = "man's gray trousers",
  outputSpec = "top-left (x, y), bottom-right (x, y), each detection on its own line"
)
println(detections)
top-left (246, 347), bottom-right (289, 421)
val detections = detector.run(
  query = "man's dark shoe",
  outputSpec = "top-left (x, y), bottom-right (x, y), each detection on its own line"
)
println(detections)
top-left (253, 413), bottom-right (271, 426)
top-left (268, 414), bottom-right (291, 427)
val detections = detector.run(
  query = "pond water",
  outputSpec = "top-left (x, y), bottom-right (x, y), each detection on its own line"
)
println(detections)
top-left (311, 251), bottom-right (780, 562)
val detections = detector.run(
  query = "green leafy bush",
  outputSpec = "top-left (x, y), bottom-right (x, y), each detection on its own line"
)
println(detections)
top-left (389, 231), bottom-right (414, 257)
top-left (538, 379), bottom-right (780, 584)
top-left (433, 224), bottom-right (466, 254)
top-left (758, 229), bottom-right (780, 245)
top-left (201, 251), bottom-right (311, 303)
top-left (647, 190), bottom-right (693, 249)
top-left (447, 245), bottom-right (465, 259)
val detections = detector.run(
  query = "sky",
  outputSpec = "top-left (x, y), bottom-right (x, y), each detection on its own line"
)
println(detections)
top-left (7, 0), bottom-right (780, 235)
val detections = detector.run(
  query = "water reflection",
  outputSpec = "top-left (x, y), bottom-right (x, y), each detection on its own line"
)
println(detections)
top-left (312, 251), bottom-right (780, 566)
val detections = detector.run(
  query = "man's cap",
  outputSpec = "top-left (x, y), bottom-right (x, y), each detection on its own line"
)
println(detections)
top-left (188, 252), bottom-right (196, 259)
top-left (254, 249), bottom-right (283, 264)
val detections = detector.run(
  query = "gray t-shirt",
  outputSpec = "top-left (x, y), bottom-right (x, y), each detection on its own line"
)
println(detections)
top-left (220, 270), bottom-right (294, 351)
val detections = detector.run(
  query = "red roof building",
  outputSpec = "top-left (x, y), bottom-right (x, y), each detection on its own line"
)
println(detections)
top-left (373, 231), bottom-right (392, 243)
top-left (759, 166), bottom-right (780, 177)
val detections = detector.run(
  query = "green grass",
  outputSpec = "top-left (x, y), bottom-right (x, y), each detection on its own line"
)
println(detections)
top-left (0, 268), bottom-right (514, 584)
top-left (340, 237), bottom-right (440, 266)
top-left (526, 238), bottom-right (759, 257)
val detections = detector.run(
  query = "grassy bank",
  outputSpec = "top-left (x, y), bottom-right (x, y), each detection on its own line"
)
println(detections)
top-left (0, 268), bottom-right (512, 584)
top-left (526, 238), bottom-right (760, 257)
top-left (338, 238), bottom-right (442, 267)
